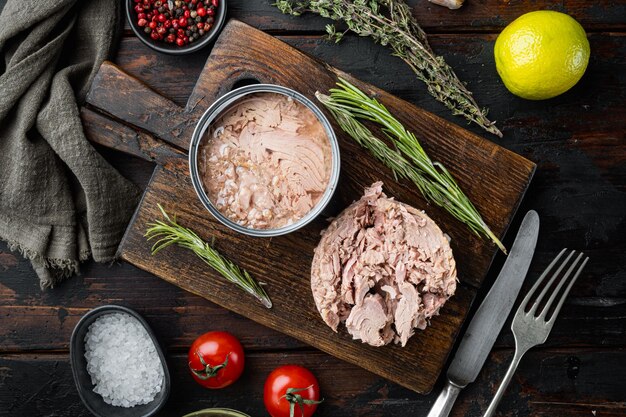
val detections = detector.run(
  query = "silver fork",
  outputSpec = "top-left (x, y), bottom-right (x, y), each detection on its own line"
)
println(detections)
top-left (483, 249), bottom-right (589, 417)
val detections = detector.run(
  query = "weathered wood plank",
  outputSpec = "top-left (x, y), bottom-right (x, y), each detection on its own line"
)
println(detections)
top-left (0, 246), bottom-right (307, 352)
top-left (1, 239), bottom-right (624, 352)
top-left (1, 31), bottom-right (623, 357)
top-left (113, 33), bottom-right (626, 142)
top-left (120, 164), bottom-right (478, 394)
top-left (100, 20), bottom-right (537, 288)
top-left (112, 32), bottom-right (626, 283)
top-left (0, 0), bottom-right (622, 414)
top-left (123, 1), bottom-right (626, 33)
top-left (81, 20), bottom-right (536, 394)
top-left (86, 64), bottom-right (194, 150)
top-left (1, 349), bottom-right (624, 416)
top-left (81, 108), bottom-right (187, 168)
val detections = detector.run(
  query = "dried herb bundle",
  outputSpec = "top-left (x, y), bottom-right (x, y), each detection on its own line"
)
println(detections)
top-left (317, 79), bottom-right (506, 252)
top-left (274, 0), bottom-right (502, 137)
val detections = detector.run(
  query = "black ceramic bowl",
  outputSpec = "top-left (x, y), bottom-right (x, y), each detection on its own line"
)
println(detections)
top-left (70, 305), bottom-right (171, 417)
top-left (126, 0), bottom-right (227, 55)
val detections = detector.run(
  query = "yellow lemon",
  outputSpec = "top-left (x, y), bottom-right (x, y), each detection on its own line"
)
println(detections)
top-left (494, 10), bottom-right (590, 100)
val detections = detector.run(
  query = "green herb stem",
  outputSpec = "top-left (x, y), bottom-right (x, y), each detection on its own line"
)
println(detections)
top-left (145, 205), bottom-right (272, 308)
top-left (274, 0), bottom-right (502, 137)
top-left (316, 79), bottom-right (506, 253)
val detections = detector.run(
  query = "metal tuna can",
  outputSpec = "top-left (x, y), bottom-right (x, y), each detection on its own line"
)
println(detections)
top-left (188, 84), bottom-right (341, 237)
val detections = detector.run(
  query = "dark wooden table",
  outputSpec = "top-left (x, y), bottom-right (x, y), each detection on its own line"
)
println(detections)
top-left (1, 1), bottom-right (624, 416)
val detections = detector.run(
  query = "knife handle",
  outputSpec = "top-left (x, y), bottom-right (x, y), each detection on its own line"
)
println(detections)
top-left (426, 380), bottom-right (463, 417)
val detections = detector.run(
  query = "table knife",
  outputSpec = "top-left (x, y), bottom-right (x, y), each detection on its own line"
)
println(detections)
top-left (426, 210), bottom-right (539, 417)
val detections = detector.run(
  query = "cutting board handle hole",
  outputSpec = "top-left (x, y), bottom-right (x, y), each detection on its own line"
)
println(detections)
top-left (231, 77), bottom-right (261, 91)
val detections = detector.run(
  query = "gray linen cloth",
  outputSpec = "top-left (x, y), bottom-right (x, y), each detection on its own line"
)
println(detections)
top-left (0, 0), bottom-right (141, 287)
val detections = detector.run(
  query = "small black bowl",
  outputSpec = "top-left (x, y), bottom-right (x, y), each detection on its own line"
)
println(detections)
top-left (126, 0), bottom-right (227, 55)
top-left (70, 305), bottom-right (171, 417)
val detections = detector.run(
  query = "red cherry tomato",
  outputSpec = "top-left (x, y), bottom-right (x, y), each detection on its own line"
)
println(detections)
top-left (188, 331), bottom-right (244, 389)
top-left (264, 365), bottom-right (322, 417)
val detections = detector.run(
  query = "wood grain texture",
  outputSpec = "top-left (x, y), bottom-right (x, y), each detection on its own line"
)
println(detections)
top-left (80, 20), bottom-right (535, 394)
top-left (123, 1), bottom-right (626, 33)
top-left (2, 349), bottom-right (624, 416)
top-left (87, 64), bottom-right (194, 150)
top-left (81, 108), bottom-right (186, 168)
top-left (111, 33), bottom-right (626, 143)
top-left (0, 241), bottom-right (623, 353)
top-left (1, 1), bottom-right (624, 415)
top-left (121, 164), bottom-right (476, 395)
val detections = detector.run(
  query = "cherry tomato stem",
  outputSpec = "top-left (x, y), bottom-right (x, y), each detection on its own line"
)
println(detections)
top-left (282, 385), bottom-right (324, 417)
top-left (189, 351), bottom-right (230, 380)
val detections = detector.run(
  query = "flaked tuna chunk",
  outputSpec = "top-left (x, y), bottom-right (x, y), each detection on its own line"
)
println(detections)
top-left (311, 182), bottom-right (457, 347)
top-left (345, 294), bottom-right (394, 347)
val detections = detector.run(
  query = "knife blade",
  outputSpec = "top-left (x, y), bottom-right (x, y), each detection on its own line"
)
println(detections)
top-left (427, 210), bottom-right (539, 417)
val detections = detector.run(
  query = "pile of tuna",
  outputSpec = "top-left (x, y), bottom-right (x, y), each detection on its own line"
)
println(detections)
top-left (311, 182), bottom-right (457, 347)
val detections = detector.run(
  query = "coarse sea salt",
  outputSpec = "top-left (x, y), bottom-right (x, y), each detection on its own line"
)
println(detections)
top-left (84, 313), bottom-right (164, 408)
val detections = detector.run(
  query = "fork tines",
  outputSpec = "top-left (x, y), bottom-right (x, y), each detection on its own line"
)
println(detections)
top-left (520, 248), bottom-right (590, 322)
top-left (482, 249), bottom-right (590, 417)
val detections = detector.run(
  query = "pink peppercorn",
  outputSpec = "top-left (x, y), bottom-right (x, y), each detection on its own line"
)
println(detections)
top-left (133, 0), bottom-right (217, 48)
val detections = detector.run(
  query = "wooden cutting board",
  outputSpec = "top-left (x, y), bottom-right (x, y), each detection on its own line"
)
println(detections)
top-left (81, 19), bottom-right (535, 394)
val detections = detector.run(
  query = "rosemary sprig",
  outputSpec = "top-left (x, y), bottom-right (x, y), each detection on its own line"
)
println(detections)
top-left (145, 205), bottom-right (272, 308)
top-left (274, 0), bottom-right (502, 137)
top-left (316, 79), bottom-right (506, 253)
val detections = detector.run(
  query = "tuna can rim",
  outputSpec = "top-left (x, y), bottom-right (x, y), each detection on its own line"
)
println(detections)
top-left (188, 84), bottom-right (341, 237)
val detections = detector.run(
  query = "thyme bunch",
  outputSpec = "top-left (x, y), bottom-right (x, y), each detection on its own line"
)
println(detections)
top-left (316, 79), bottom-right (506, 252)
top-left (274, 0), bottom-right (502, 137)
top-left (146, 205), bottom-right (272, 308)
